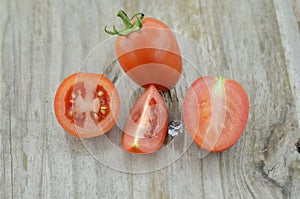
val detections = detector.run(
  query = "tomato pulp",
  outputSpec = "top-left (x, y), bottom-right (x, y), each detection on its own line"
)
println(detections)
top-left (106, 11), bottom-right (182, 91)
top-left (183, 76), bottom-right (249, 152)
top-left (54, 73), bottom-right (120, 138)
top-left (122, 85), bottom-right (168, 154)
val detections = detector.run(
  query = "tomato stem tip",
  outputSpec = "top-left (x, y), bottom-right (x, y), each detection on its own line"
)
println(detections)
top-left (132, 143), bottom-right (139, 149)
top-left (132, 136), bottom-right (139, 148)
top-left (105, 10), bottom-right (144, 36)
top-left (213, 76), bottom-right (226, 97)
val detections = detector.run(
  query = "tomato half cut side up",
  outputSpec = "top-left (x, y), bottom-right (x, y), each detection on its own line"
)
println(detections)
top-left (122, 85), bottom-right (168, 154)
top-left (105, 10), bottom-right (182, 91)
top-left (54, 73), bottom-right (120, 138)
top-left (183, 76), bottom-right (249, 152)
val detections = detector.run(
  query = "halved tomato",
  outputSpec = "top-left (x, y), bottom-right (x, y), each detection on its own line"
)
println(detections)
top-left (122, 85), bottom-right (168, 154)
top-left (105, 10), bottom-right (182, 91)
top-left (183, 76), bottom-right (249, 152)
top-left (54, 73), bottom-right (120, 138)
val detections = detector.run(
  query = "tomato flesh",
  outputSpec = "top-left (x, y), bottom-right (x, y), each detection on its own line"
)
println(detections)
top-left (115, 18), bottom-right (182, 91)
top-left (54, 73), bottom-right (120, 138)
top-left (183, 76), bottom-right (249, 152)
top-left (122, 85), bottom-right (168, 154)
top-left (64, 83), bottom-right (111, 127)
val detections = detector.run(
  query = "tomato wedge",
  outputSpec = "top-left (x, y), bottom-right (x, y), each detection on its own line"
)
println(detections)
top-left (122, 85), bottom-right (168, 154)
top-left (105, 10), bottom-right (182, 91)
top-left (183, 76), bottom-right (249, 152)
top-left (54, 73), bottom-right (120, 138)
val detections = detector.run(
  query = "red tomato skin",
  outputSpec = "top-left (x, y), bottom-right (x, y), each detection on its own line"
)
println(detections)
top-left (54, 73), bottom-right (120, 138)
top-left (183, 76), bottom-right (249, 152)
top-left (115, 17), bottom-right (182, 91)
top-left (121, 85), bottom-right (168, 154)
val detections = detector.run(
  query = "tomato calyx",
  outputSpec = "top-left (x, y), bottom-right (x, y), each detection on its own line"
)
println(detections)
top-left (105, 10), bottom-right (144, 36)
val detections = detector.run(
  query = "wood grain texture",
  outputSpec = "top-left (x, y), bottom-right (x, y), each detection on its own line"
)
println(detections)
top-left (0, 0), bottom-right (299, 199)
top-left (292, 0), bottom-right (300, 30)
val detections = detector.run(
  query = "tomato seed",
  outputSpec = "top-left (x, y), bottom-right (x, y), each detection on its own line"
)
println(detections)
top-left (93, 113), bottom-right (99, 120)
top-left (100, 105), bottom-right (108, 110)
top-left (97, 91), bottom-right (104, 97)
top-left (100, 109), bottom-right (106, 115)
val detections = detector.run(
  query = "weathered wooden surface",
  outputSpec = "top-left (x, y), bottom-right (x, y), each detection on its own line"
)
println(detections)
top-left (1, 0), bottom-right (300, 198)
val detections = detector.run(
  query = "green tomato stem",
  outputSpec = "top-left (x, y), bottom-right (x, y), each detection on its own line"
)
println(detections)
top-left (117, 10), bottom-right (133, 28)
top-left (105, 10), bottom-right (144, 36)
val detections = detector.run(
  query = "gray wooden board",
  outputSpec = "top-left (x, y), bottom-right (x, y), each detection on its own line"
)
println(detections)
top-left (0, 0), bottom-right (300, 198)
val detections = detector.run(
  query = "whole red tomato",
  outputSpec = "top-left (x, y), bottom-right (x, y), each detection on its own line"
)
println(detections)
top-left (105, 10), bottom-right (182, 91)
top-left (54, 73), bottom-right (120, 138)
top-left (183, 76), bottom-right (249, 152)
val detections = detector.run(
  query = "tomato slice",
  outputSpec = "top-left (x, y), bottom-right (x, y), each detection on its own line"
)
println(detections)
top-left (122, 85), bottom-right (168, 154)
top-left (183, 76), bottom-right (249, 152)
top-left (115, 17), bottom-right (182, 91)
top-left (54, 73), bottom-right (120, 138)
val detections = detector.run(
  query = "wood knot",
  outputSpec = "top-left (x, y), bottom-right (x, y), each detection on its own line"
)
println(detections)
top-left (295, 138), bottom-right (300, 153)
